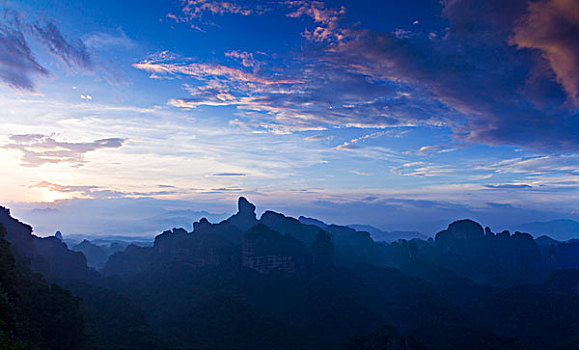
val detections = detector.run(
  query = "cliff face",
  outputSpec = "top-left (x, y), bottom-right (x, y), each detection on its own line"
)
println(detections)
top-left (104, 198), bottom-right (336, 275)
top-left (242, 224), bottom-right (307, 273)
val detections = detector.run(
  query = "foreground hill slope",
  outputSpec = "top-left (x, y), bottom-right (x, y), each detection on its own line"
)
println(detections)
top-left (0, 222), bottom-right (87, 349)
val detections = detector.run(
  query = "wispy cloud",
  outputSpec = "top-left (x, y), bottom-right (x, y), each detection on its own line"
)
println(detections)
top-left (167, 0), bottom-right (260, 31)
top-left (0, 24), bottom-right (49, 89)
top-left (416, 144), bottom-right (456, 155)
top-left (336, 130), bottom-right (408, 151)
top-left (479, 155), bottom-right (579, 175)
top-left (134, 51), bottom-right (298, 85)
top-left (32, 181), bottom-right (98, 193)
top-left (484, 184), bottom-right (533, 190)
top-left (212, 173), bottom-right (246, 177)
top-left (349, 170), bottom-right (372, 176)
top-left (0, 95), bottom-right (331, 203)
top-left (182, 0), bottom-right (255, 18)
top-left (285, 0), bottom-right (346, 43)
top-left (33, 22), bottom-right (93, 71)
top-left (391, 163), bottom-right (455, 177)
top-left (137, 50), bottom-right (448, 135)
top-left (225, 50), bottom-right (261, 70)
top-left (31, 181), bottom-right (179, 199)
top-left (0, 9), bottom-right (102, 91)
top-left (4, 134), bottom-right (126, 167)
top-left (304, 135), bottom-right (330, 141)
top-left (83, 29), bottom-right (135, 49)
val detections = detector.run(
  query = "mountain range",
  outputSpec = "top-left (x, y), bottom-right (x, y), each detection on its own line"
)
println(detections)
top-left (0, 198), bottom-right (578, 349)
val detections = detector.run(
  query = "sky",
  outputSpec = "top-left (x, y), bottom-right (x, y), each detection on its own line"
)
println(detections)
top-left (0, 0), bottom-right (578, 237)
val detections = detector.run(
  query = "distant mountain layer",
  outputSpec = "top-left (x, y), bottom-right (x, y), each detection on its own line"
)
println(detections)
top-left (347, 224), bottom-right (428, 242)
top-left (298, 216), bottom-right (428, 242)
top-left (515, 219), bottom-right (579, 241)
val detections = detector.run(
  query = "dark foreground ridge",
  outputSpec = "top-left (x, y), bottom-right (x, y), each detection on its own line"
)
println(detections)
top-left (1, 198), bottom-right (579, 349)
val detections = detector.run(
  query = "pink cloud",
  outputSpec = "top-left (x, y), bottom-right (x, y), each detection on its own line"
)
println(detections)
top-left (4, 134), bottom-right (126, 167)
top-left (510, 0), bottom-right (579, 105)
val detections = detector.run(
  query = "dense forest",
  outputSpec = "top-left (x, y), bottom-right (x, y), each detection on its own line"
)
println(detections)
top-left (1, 198), bottom-right (579, 349)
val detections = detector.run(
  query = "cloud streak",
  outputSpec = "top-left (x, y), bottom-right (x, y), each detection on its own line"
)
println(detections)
top-left (33, 22), bottom-right (93, 71)
top-left (0, 25), bottom-right (49, 89)
top-left (31, 181), bottom-right (180, 199)
top-left (0, 8), bottom-right (98, 91)
top-left (4, 134), bottom-right (126, 167)
top-left (484, 184), bottom-right (533, 190)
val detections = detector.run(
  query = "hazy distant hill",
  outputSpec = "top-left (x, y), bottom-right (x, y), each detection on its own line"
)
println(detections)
top-left (534, 235), bottom-right (560, 247)
top-left (348, 224), bottom-right (428, 242)
top-left (515, 219), bottom-right (579, 241)
top-left (299, 216), bottom-right (428, 242)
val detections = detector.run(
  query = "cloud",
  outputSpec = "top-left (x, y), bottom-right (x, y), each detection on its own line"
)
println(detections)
top-left (391, 164), bottom-right (455, 177)
top-left (285, 0), bottom-right (346, 43)
top-left (0, 25), bottom-right (49, 89)
top-left (335, 142), bottom-right (359, 151)
top-left (212, 173), bottom-right (246, 176)
top-left (0, 9), bottom-right (99, 91)
top-left (133, 51), bottom-right (300, 85)
top-left (317, 0), bottom-right (579, 151)
top-left (82, 29), bottom-right (134, 49)
top-left (152, 0), bottom-right (579, 151)
top-left (417, 144), bottom-right (456, 155)
top-left (304, 135), bottom-right (329, 141)
top-left (336, 130), bottom-right (404, 151)
top-left (140, 50), bottom-right (445, 134)
top-left (350, 170), bottom-right (372, 176)
top-left (225, 50), bottom-right (259, 69)
top-left (486, 202), bottom-right (516, 209)
top-left (33, 22), bottom-right (93, 71)
top-left (484, 184), bottom-right (533, 189)
top-left (479, 154), bottom-right (579, 175)
top-left (168, 0), bottom-right (260, 30)
top-left (0, 94), bottom-right (333, 202)
top-left (208, 187), bottom-right (244, 192)
top-left (4, 134), bottom-right (126, 167)
top-left (32, 181), bottom-right (98, 194)
top-left (510, 0), bottom-right (579, 105)
top-left (31, 181), bottom-right (180, 200)
top-left (182, 0), bottom-right (255, 18)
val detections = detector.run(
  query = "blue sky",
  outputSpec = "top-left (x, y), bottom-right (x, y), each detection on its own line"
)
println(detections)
top-left (1, 0), bottom-right (578, 236)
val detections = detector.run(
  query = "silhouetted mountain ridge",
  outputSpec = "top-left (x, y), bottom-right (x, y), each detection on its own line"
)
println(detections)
top-left (2, 198), bottom-right (579, 349)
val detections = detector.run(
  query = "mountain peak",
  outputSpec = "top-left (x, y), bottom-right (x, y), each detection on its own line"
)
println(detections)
top-left (238, 197), bottom-right (256, 215)
top-left (446, 219), bottom-right (484, 238)
top-left (193, 217), bottom-right (212, 232)
top-left (224, 197), bottom-right (258, 232)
